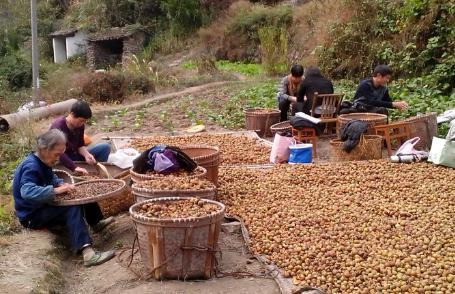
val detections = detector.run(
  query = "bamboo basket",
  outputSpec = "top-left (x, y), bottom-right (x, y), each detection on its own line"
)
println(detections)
top-left (337, 113), bottom-right (388, 136)
top-left (53, 169), bottom-right (74, 184)
top-left (98, 171), bottom-right (133, 217)
top-left (330, 135), bottom-right (383, 161)
top-left (244, 108), bottom-right (281, 137)
top-left (130, 197), bottom-right (225, 280)
top-left (130, 166), bottom-right (207, 183)
top-left (270, 121), bottom-right (292, 135)
top-left (180, 145), bottom-right (220, 186)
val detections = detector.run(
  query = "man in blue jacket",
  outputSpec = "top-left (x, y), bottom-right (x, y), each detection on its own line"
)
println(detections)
top-left (13, 129), bottom-right (115, 267)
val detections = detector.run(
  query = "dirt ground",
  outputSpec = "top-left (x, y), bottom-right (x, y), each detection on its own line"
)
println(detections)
top-left (64, 214), bottom-right (280, 294)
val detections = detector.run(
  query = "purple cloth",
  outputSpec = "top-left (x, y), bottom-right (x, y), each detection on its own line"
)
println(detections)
top-left (50, 116), bottom-right (84, 171)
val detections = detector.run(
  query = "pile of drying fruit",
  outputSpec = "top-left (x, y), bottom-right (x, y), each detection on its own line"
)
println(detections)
top-left (130, 133), bottom-right (270, 165)
top-left (218, 161), bottom-right (455, 293)
top-left (134, 177), bottom-right (215, 191)
top-left (135, 197), bottom-right (221, 218)
top-left (144, 167), bottom-right (205, 177)
top-left (56, 181), bottom-right (124, 201)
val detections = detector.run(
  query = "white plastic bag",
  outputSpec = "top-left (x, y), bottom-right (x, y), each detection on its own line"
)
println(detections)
top-left (107, 148), bottom-right (140, 169)
top-left (428, 137), bottom-right (455, 168)
top-left (395, 137), bottom-right (428, 159)
top-left (270, 134), bottom-right (295, 163)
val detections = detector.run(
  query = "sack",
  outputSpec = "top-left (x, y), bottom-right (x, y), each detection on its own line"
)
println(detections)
top-left (289, 144), bottom-right (313, 164)
top-left (132, 145), bottom-right (196, 174)
top-left (428, 137), bottom-right (455, 168)
top-left (395, 137), bottom-right (428, 159)
top-left (153, 152), bottom-right (179, 174)
top-left (270, 133), bottom-right (295, 163)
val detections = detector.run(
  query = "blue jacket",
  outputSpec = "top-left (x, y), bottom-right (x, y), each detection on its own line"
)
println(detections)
top-left (12, 153), bottom-right (63, 221)
top-left (353, 78), bottom-right (393, 108)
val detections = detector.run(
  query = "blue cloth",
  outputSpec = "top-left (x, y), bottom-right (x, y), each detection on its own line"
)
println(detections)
top-left (12, 153), bottom-right (93, 251)
top-left (68, 142), bottom-right (111, 162)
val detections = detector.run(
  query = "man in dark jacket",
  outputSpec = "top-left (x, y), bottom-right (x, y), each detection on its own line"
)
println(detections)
top-left (296, 66), bottom-right (334, 115)
top-left (350, 65), bottom-right (408, 114)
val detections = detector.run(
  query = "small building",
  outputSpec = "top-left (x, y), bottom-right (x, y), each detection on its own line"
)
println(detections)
top-left (49, 29), bottom-right (88, 64)
top-left (86, 27), bottom-right (145, 70)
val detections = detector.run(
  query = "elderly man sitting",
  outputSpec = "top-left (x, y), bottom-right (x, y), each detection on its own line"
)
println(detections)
top-left (13, 129), bottom-right (115, 267)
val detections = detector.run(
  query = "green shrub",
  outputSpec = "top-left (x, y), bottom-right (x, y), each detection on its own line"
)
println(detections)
top-left (0, 52), bottom-right (32, 91)
top-left (81, 71), bottom-right (125, 103)
top-left (258, 26), bottom-right (288, 75)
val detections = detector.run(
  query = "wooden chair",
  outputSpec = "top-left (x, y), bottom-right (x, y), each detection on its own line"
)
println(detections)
top-left (292, 127), bottom-right (318, 158)
top-left (375, 122), bottom-right (412, 156)
top-left (311, 93), bottom-right (344, 135)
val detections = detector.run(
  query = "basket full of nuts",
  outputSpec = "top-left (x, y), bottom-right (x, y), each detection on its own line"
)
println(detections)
top-left (337, 113), bottom-right (388, 136)
top-left (130, 197), bottom-right (225, 280)
top-left (244, 108), bottom-right (281, 137)
top-left (130, 166), bottom-right (207, 183)
top-left (180, 145), bottom-right (220, 186)
top-left (132, 177), bottom-right (217, 202)
top-left (330, 135), bottom-right (383, 161)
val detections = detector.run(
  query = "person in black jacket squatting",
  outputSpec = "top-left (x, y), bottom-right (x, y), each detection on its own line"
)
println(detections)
top-left (342, 65), bottom-right (409, 115)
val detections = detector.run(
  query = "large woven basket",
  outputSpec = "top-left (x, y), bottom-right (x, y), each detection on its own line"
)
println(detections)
top-left (270, 120), bottom-right (292, 135)
top-left (180, 145), bottom-right (220, 186)
top-left (53, 179), bottom-right (127, 206)
top-left (330, 135), bottom-right (383, 161)
top-left (337, 113), bottom-right (388, 135)
top-left (132, 185), bottom-right (217, 203)
top-left (98, 172), bottom-right (133, 217)
top-left (403, 112), bottom-right (437, 150)
top-left (130, 197), bottom-right (225, 280)
top-left (130, 166), bottom-right (207, 183)
top-left (244, 108), bottom-right (281, 137)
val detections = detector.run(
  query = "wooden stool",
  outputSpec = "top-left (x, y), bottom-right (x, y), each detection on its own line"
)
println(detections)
top-left (292, 127), bottom-right (318, 158)
top-left (375, 122), bottom-right (411, 156)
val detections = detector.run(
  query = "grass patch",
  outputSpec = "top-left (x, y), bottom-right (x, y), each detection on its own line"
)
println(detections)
top-left (216, 60), bottom-right (263, 76)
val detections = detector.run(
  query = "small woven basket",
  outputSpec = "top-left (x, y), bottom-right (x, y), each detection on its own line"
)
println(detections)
top-left (130, 197), bottom-right (225, 280)
top-left (330, 135), bottom-right (383, 161)
top-left (270, 121), bottom-right (292, 135)
top-left (53, 169), bottom-right (74, 184)
top-left (130, 166), bottom-right (207, 183)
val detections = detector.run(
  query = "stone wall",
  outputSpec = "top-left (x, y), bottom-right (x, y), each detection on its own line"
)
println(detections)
top-left (122, 32), bottom-right (145, 67)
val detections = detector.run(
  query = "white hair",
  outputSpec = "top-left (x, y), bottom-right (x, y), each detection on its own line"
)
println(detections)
top-left (36, 129), bottom-right (66, 151)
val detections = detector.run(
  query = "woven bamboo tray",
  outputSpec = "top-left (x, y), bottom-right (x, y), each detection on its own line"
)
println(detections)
top-left (330, 135), bottom-right (383, 161)
top-left (52, 179), bottom-right (126, 206)
top-left (53, 169), bottom-right (74, 184)
top-left (130, 197), bottom-right (225, 280)
top-left (130, 166), bottom-right (207, 183)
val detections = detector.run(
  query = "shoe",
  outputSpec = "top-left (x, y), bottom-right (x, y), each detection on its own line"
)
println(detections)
top-left (83, 250), bottom-right (116, 267)
top-left (92, 216), bottom-right (115, 233)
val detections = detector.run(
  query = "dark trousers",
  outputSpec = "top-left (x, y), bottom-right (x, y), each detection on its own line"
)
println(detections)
top-left (278, 100), bottom-right (307, 122)
top-left (21, 203), bottom-right (103, 251)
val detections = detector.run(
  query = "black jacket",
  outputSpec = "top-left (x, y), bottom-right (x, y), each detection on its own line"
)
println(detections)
top-left (353, 78), bottom-right (394, 108)
top-left (297, 72), bottom-right (334, 103)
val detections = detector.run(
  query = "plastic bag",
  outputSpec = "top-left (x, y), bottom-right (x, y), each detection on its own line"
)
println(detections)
top-left (428, 137), bottom-right (455, 168)
top-left (270, 133), bottom-right (295, 163)
top-left (395, 137), bottom-right (428, 159)
top-left (153, 153), bottom-right (175, 173)
top-left (107, 148), bottom-right (140, 169)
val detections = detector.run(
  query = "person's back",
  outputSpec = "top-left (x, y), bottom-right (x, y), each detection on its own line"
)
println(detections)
top-left (297, 67), bottom-right (334, 115)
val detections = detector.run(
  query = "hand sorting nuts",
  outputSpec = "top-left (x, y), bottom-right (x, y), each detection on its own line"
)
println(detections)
top-left (136, 198), bottom-right (220, 218)
top-left (130, 134), bottom-right (270, 165)
top-left (135, 177), bottom-right (215, 191)
top-left (55, 181), bottom-right (124, 201)
top-left (218, 161), bottom-right (455, 293)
